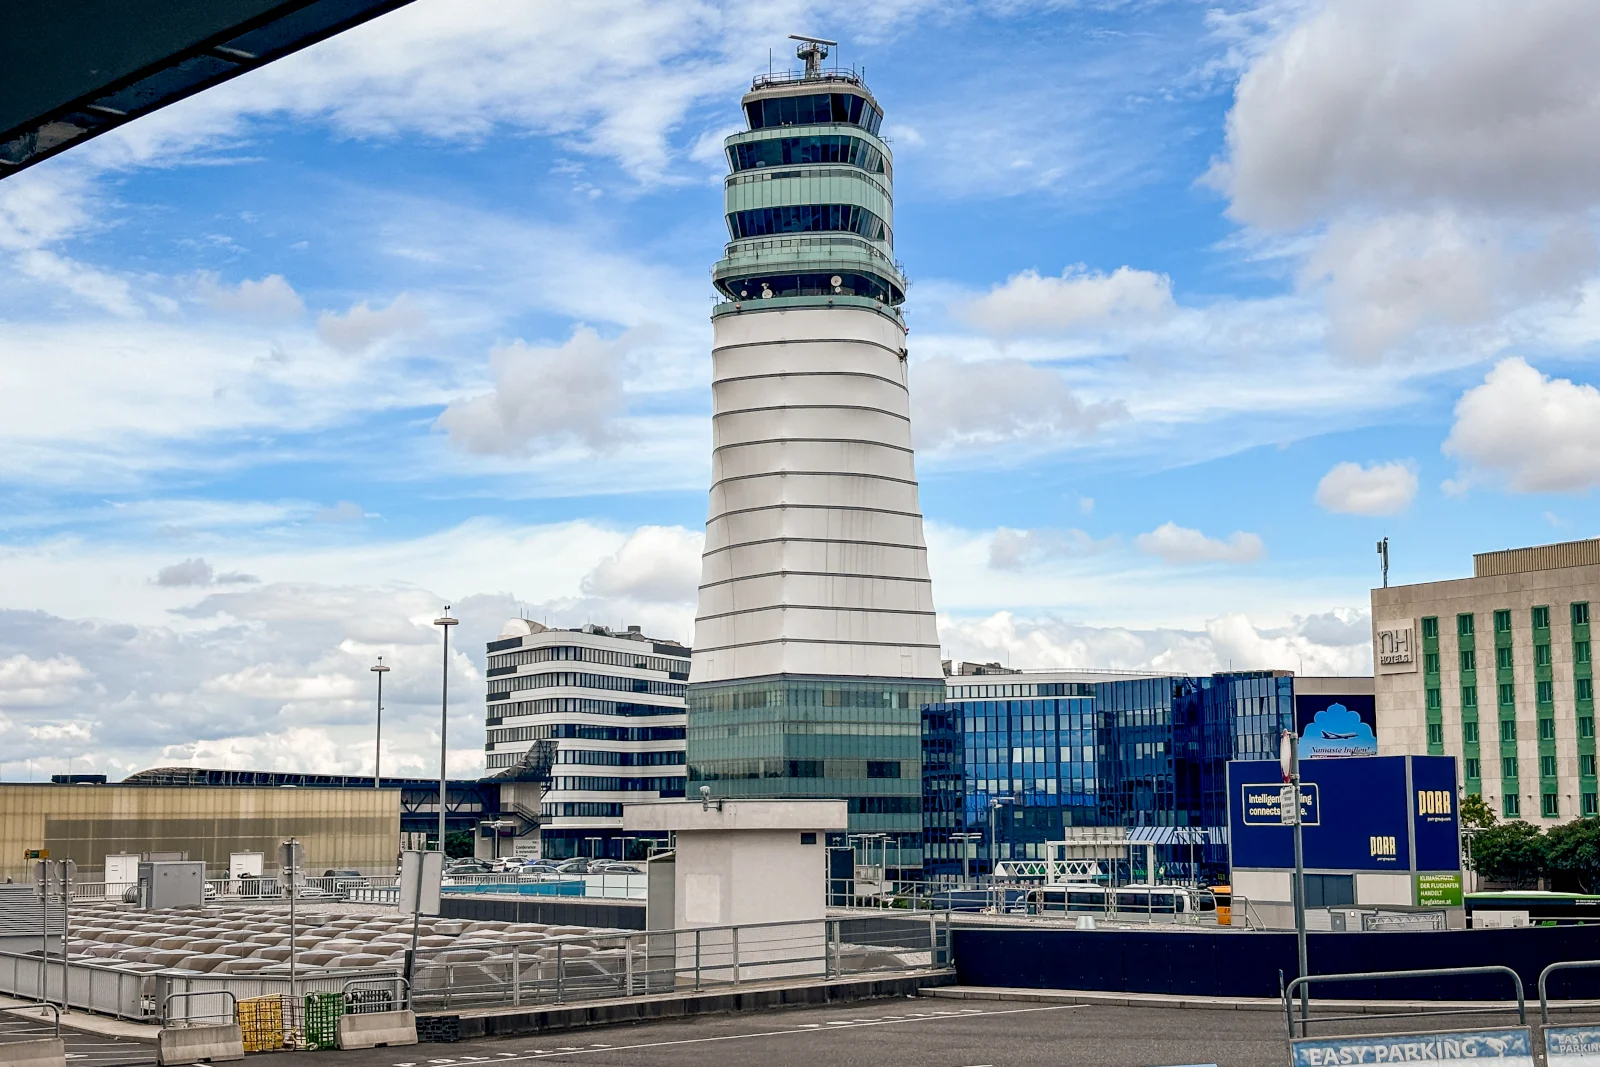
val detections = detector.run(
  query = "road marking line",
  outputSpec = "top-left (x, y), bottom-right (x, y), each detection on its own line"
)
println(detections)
top-left (450, 1003), bottom-right (1084, 1062)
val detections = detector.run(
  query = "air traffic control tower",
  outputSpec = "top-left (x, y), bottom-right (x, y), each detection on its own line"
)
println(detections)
top-left (686, 37), bottom-right (941, 874)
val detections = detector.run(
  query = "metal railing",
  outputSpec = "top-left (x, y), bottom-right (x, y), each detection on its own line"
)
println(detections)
top-left (1539, 960), bottom-right (1600, 1023)
top-left (65, 875), bottom-right (399, 903)
top-left (1283, 966), bottom-right (1527, 1039)
top-left (0, 944), bottom-right (401, 1023)
top-left (436, 871), bottom-right (647, 900)
top-left (825, 878), bottom-right (1237, 926)
top-left (408, 913), bottom-right (950, 1012)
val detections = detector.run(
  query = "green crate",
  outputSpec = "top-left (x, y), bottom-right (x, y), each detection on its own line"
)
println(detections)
top-left (303, 992), bottom-right (344, 1050)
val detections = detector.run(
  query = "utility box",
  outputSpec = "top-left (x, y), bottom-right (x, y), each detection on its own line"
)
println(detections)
top-left (105, 853), bottom-right (139, 897)
top-left (624, 798), bottom-right (848, 983)
top-left (138, 860), bottom-right (205, 909)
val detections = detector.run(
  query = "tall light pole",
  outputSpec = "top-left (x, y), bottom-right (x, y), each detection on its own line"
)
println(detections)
top-left (370, 657), bottom-right (390, 789)
top-left (433, 608), bottom-right (458, 853)
top-left (1282, 728), bottom-right (1308, 1016)
top-left (951, 831), bottom-right (982, 887)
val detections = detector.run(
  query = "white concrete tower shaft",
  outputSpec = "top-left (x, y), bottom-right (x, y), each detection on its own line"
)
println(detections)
top-left (690, 61), bottom-right (940, 687)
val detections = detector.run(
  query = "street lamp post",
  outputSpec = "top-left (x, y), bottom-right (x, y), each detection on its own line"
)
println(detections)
top-left (1282, 729), bottom-right (1309, 1016)
top-left (433, 608), bottom-right (458, 853)
top-left (370, 657), bottom-right (390, 789)
top-left (987, 796), bottom-right (1015, 881)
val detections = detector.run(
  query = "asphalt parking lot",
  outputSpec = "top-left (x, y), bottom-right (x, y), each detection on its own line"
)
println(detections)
top-left (266, 999), bottom-right (1296, 1067)
top-left (0, 1009), bottom-right (155, 1065)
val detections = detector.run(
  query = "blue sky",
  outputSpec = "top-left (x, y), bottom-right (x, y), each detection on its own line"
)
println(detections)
top-left (3, 0), bottom-right (1600, 780)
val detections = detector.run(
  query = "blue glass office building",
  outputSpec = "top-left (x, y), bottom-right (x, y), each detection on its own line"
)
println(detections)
top-left (922, 671), bottom-right (1296, 882)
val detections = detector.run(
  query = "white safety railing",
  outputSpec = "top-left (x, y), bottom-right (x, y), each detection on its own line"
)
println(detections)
top-left (408, 913), bottom-right (951, 1012)
top-left (0, 945), bottom-right (402, 1022)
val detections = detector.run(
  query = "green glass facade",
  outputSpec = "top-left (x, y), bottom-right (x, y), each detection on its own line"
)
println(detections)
top-left (686, 674), bottom-right (944, 874)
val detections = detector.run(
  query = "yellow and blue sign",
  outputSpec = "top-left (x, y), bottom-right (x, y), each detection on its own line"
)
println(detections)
top-left (1227, 755), bottom-right (1460, 874)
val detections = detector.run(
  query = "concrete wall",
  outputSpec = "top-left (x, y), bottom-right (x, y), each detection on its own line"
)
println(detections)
top-left (0, 784), bottom-right (400, 880)
top-left (675, 828), bottom-right (826, 928)
top-left (692, 305), bottom-right (941, 683)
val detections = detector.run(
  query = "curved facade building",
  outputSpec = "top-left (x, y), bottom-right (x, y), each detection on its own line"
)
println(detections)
top-left (686, 41), bottom-right (942, 873)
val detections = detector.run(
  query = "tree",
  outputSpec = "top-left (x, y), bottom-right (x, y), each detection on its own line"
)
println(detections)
top-left (1467, 820), bottom-right (1546, 887)
top-left (445, 830), bottom-right (476, 859)
top-left (1461, 793), bottom-right (1497, 829)
top-left (1546, 818), bottom-right (1600, 893)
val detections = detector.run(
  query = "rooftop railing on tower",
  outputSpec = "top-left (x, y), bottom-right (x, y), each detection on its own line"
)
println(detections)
top-left (751, 68), bottom-right (867, 91)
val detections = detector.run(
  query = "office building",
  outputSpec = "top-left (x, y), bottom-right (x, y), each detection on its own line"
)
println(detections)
top-left (922, 670), bottom-right (1374, 882)
top-left (686, 38), bottom-right (941, 872)
top-left (486, 619), bottom-right (690, 859)
top-left (1372, 537), bottom-right (1600, 823)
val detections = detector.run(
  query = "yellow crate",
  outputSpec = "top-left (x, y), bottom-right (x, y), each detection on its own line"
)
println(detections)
top-left (238, 994), bottom-right (286, 1052)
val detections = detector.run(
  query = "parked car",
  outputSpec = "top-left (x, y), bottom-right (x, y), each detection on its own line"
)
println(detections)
top-left (322, 868), bottom-right (369, 885)
top-left (517, 862), bottom-right (561, 879)
top-left (443, 862), bottom-right (494, 878)
top-left (553, 859), bottom-right (593, 875)
top-left (591, 862), bottom-right (642, 875)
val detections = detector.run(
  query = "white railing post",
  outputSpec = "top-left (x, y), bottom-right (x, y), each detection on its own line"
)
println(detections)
top-left (693, 929), bottom-right (702, 992)
top-left (512, 943), bottom-right (520, 1007)
top-left (731, 926), bottom-right (739, 986)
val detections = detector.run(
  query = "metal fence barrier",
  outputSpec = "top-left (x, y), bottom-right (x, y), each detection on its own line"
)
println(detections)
top-left (162, 990), bottom-right (236, 1027)
top-left (407, 913), bottom-right (950, 1012)
top-left (1283, 966), bottom-right (1527, 1039)
top-left (1539, 960), bottom-right (1600, 1024)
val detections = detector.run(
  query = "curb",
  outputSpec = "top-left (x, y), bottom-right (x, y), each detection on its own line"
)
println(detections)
top-left (921, 986), bottom-right (1600, 1016)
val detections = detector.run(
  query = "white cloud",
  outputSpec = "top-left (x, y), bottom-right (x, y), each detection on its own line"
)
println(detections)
top-left (435, 326), bottom-right (632, 455)
top-left (1133, 522), bottom-right (1265, 565)
top-left (939, 607), bottom-right (1371, 677)
top-left (579, 525), bottom-right (702, 603)
top-left (153, 558), bottom-right (259, 588)
top-left (1300, 212), bottom-right (1594, 361)
top-left (961, 265), bottom-right (1174, 337)
top-left (316, 293), bottom-right (426, 352)
top-left (911, 356), bottom-right (1124, 451)
top-left (200, 274), bottom-right (305, 322)
top-left (0, 654), bottom-right (92, 708)
top-left (313, 501), bottom-right (367, 524)
top-left (1210, 0), bottom-right (1600, 359)
top-left (1314, 460), bottom-right (1418, 516)
top-left (1443, 357), bottom-right (1600, 492)
top-left (15, 249), bottom-right (140, 317)
top-left (1213, 0), bottom-right (1600, 229)
top-left (988, 527), bottom-right (1111, 571)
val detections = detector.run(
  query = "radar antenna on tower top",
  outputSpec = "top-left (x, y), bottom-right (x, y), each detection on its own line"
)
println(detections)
top-left (789, 33), bottom-right (836, 77)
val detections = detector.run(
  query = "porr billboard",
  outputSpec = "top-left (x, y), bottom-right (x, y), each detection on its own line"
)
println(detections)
top-left (1227, 755), bottom-right (1459, 875)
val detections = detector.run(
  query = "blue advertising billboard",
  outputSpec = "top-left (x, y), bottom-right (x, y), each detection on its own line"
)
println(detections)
top-left (1227, 755), bottom-right (1459, 873)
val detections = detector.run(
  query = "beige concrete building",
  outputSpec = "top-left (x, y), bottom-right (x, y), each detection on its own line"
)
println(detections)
top-left (1372, 538), bottom-right (1599, 824)
top-left (0, 784), bottom-right (400, 881)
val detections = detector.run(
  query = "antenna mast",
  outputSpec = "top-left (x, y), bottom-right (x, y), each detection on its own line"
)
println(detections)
top-left (1376, 537), bottom-right (1390, 588)
top-left (789, 33), bottom-right (837, 78)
